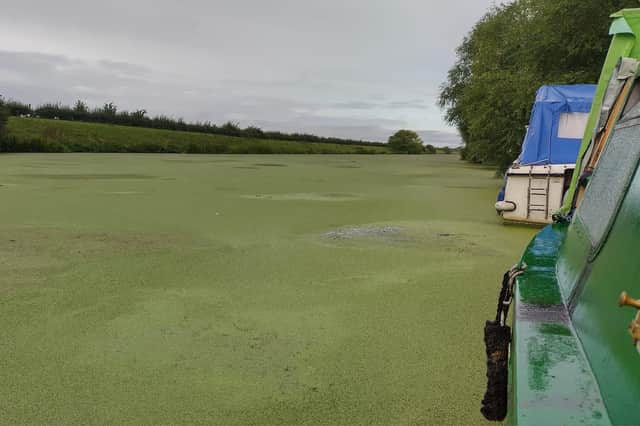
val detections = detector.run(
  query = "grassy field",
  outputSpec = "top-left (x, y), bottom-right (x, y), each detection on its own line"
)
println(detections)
top-left (0, 154), bottom-right (535, 425)
top-left (4, 118), bottom-right (389, 154)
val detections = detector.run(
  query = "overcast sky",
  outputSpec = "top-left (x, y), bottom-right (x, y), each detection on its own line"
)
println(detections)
top-left (0, 1), bottom-right (495, 145)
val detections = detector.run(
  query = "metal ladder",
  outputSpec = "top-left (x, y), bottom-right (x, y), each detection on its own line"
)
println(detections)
top-left (526, 168), bottom-right (551, 220)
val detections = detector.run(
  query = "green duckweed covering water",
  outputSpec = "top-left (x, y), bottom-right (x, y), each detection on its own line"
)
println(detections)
top-left (0, 154), bottom-right (535, 425)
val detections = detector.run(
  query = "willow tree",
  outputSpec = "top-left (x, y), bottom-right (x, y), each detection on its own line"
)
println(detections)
top-left (439, 0), bottom-right (638, 171)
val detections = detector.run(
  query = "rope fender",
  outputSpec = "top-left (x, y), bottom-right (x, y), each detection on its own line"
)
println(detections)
top-left (481, 264), bottom-right (526, 421)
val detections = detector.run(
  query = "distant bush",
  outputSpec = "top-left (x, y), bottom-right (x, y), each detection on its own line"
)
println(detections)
top-left (74, 100), bottom-right (89, 113)
top-left (388, 130), bottom-right (424, 154)
top-left (442, 146), bottom-right (452, 154)
top-left (424, 144), bottom-right (437, 154)
top-left (5, 99), bottom-right (31, 117)
top-left (0, 135), bottom-right (67, 153)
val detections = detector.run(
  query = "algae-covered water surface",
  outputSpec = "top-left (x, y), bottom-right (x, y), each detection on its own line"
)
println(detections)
top-left (0, 154), bottom-right (535, 425)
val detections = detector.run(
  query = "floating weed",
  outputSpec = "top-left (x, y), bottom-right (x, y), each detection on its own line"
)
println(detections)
top-left (102, 191), bottom-right (145, 195)
top-left (253, 163), bottom-right (288, 167)
top-left (323, 226), bottom-right (407, 243)
top-left (14, 173), bottom-right (155, 180)
top-left (242, 192), bottom-right (361, 202)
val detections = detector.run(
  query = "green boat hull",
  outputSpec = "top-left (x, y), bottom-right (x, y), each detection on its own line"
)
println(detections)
top-left (509, 9), bottom-right (640, 425)
top-left (509, 224), bottom-right (610, 425)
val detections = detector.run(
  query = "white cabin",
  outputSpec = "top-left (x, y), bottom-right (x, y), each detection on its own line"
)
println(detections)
top-left (495, 85), bottom-right (596, 225)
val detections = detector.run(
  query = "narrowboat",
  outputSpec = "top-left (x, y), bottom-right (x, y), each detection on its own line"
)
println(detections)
top-left (483, 9), bottom-right (640, 425)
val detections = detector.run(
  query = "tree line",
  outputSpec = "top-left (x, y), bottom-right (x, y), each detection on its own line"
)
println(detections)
top-left (0, 119), bottom-right (388, 155)
top-left (0, 97), bottom-right (452, 156)
top-left (2, 98), bottom-right (386, 147)
top-left (0, 98), bottom-right (8, 139)
top-left (438, 0), bottom-right (638, 172)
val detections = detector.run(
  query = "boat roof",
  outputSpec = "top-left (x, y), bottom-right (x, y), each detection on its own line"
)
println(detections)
top-left (517, 84), bottom-right (596, 166)
top-left (561, 8), bottom-right (640, 213)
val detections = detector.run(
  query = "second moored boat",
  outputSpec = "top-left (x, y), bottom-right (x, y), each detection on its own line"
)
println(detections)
top-left (496, 84), bottom-right (596, 225)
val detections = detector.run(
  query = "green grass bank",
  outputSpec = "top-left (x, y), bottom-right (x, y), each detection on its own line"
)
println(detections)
top-left (3, 118), bottom-right (390, 154)
top-left (0, 154), bottom-right (534, 425)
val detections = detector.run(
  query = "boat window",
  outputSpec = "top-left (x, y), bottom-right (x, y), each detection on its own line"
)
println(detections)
top-left (577, 118), bottom-right (640, 256)
top-left (622, 80), bottom-right (640, 118)
top-left (557, 112), bottom-right (590, 139)
top-left (620, 94), bottom-right (640, 123)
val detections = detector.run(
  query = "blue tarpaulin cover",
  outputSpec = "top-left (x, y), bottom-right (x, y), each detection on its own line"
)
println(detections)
top-left (517, 84), bottom-right (596, 166)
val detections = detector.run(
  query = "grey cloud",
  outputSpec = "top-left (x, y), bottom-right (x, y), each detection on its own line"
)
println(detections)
top-left (331, 99), bottom-right (430, 111)
top-left (0, 1), bottom-right (493, 141)
top-left (99, 60), bottom-right (152, 77)
top-left (417, 130), bottom-right (462, 148)
top-left (331, 101), bottom-right (380, 110)
top-left (387, 100), bottom-right (429, 109)
top-left (0, 51), bottom-right (162, 107)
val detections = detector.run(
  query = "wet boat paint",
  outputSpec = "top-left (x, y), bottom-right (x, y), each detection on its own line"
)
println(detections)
top-left (509, 225), bottom-right (611, 425)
